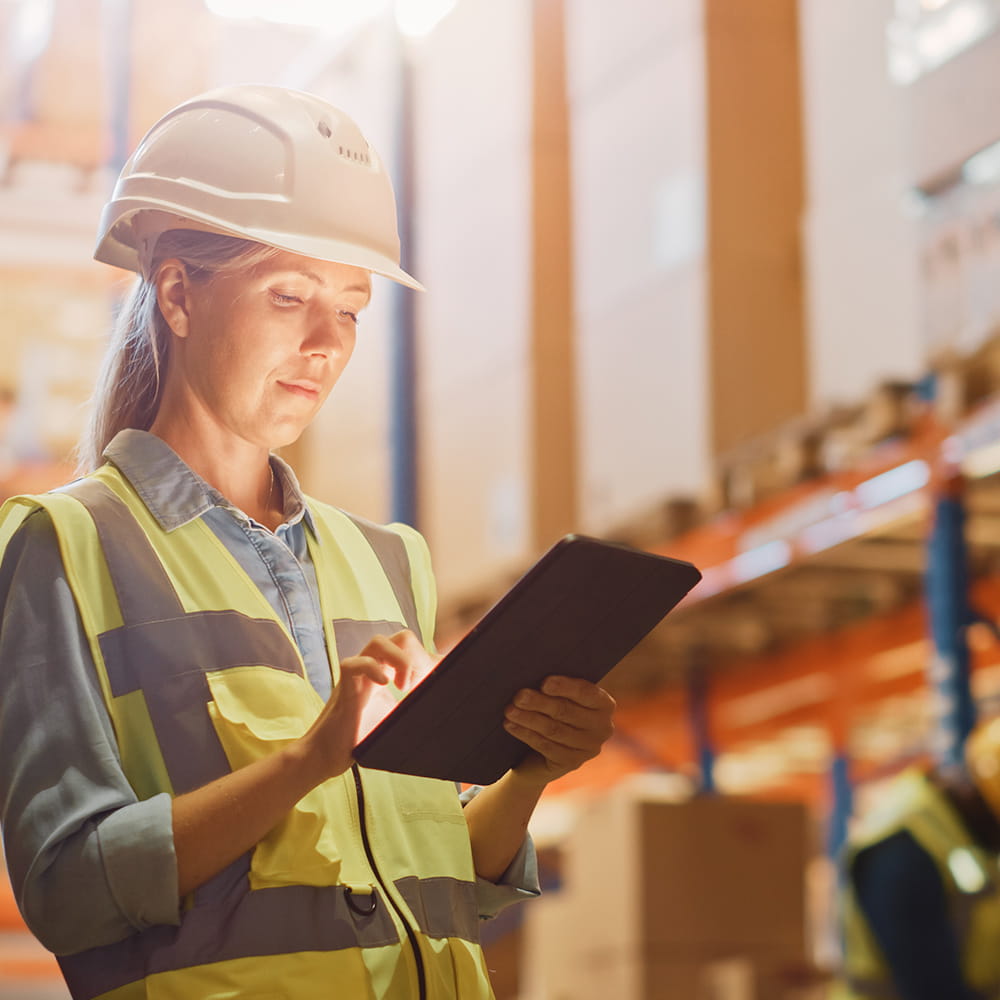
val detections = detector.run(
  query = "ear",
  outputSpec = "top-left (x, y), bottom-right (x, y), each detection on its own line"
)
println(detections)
top-left (155, 259), bottom-right (194, 339)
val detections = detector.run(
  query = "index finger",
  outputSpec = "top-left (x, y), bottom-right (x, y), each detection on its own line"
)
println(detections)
top-left (387, 629), bottom-right (439, 686)
top-left (358, 634), bottom-right (417, 690)
top-left (538, 676), bottom-right (615, 711)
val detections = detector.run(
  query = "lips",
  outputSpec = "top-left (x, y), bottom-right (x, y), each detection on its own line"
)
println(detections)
top-left (278, 380), bottom-right (322, 401)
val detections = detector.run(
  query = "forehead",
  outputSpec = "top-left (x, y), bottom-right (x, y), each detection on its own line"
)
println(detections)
top-left (253, 250), bottom-right (372, 295)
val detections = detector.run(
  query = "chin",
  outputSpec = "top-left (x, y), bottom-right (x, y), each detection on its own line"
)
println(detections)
top-left (266, 421), bottom-right (308, 451)
top-left (273, 430), bottom-right (306, 450)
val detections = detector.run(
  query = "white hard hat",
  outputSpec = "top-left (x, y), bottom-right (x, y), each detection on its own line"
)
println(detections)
top-left (95, 83), bottom-right (423, 290)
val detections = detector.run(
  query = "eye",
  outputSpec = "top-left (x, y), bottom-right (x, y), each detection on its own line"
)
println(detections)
top-left (338, 310), bottom-right (360, 325)
top-left (269, 290), bottom-right (303, 306)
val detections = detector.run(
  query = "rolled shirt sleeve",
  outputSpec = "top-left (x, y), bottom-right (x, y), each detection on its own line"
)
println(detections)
top-left (459, 784), bottom-right (541, 918)
top-left (0, 510), bottom-right (180, 955)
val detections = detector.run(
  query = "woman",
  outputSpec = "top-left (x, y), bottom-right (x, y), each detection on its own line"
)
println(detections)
top-left (0, 85), bottom-right (615, 999)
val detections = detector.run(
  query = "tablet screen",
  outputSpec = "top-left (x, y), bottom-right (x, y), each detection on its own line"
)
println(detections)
top-left (353, 534), bottom-right (701, 785)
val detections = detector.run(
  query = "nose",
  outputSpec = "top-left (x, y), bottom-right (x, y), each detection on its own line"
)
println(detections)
top-left (301, 307), bottom-right (354, 358)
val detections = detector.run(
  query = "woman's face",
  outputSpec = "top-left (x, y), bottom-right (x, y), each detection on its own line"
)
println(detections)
top-left (167, 250), bottom-right (371, 450)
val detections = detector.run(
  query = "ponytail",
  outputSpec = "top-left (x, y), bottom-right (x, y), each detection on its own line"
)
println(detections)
top-left (76, 278), bottom-right (165, 473)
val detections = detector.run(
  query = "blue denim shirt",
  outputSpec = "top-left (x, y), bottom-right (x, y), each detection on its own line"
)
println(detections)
top-left (0, 429), bottom-right (537, 956)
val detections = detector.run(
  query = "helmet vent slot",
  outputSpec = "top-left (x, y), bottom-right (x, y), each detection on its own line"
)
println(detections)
top-left (317, 120), bottom-right (333, 139)
top-left (337, 145), bottom-right (371, 166)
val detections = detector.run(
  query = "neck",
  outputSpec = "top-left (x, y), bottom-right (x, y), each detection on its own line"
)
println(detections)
top-left (148, 416), bottom-right (282, 530)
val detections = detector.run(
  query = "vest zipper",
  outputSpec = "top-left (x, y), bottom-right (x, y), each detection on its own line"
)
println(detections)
top-left (352, 763), bottom-right (428, 1000)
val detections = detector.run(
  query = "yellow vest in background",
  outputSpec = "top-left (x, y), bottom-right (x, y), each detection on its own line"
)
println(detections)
top-left (835, 769), bottom-right (1000, 1000)
top-left (0, 461), bottom-right (494, 1000)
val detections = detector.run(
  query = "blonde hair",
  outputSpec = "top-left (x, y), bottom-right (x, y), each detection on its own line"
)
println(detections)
top-left (77, 230), bottom-right (282, 472)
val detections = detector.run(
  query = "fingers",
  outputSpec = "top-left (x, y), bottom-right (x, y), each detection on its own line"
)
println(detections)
top-left (340, 655), bottom-right (393, 687)
top-left (503, 721), bottom-right (597, 774)
top-left (506, 677), bottom-right (616, 735)
top-left (305, 631), bottom-right (434, 781)
top-left (538, 675), bottom-right (617, 711)
top-left (354, 630), bottom-right (429, 691)
top-left (386, 630), bottom-right (439, 685)
top-left (503, 676), bottom-right (616, 778)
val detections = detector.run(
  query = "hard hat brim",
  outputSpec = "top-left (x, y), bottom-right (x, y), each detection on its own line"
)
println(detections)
top-left (95, 201), bottom-right (425, 292)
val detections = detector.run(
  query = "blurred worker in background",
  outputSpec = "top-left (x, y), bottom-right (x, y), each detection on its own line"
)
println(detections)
top-left (0, 84), bottom-right (616, 1000)
top-left (836, 716), bottom-right (1000, 999)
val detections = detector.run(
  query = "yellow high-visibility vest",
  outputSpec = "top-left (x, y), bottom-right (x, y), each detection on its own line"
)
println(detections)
top-left (0, 461), bottom-right (495, 1000)
top-left (835, 769), bottom-right (1000, 1000)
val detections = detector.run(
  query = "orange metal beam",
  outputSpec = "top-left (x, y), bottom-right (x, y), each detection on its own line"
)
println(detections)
top-left (659, 411), bottom-right (948, 606)
top-left (556, 571), bottom-right (1000, 804)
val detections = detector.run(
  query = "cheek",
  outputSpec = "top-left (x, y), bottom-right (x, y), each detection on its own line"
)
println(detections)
top-left (343, 330), bottom-right (358, 365)
top-left (211, 324), bottom-right (279, 379)
top-left (327, 325), bottom-right (358, 372)
top-left (195, 339), bottom-right (270, 411)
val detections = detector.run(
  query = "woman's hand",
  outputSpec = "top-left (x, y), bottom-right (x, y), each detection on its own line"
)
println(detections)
top-left (173, 630), bottom-right (431, 897)
top-left (503, 675), bottom-right (616, 787)
top-left (463, 676), bottom-right (616, 882)
top-left (299, 630), bottom-right (432, 783)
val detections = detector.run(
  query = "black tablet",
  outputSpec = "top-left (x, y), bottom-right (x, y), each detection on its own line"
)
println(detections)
top-left (352, 534), bottom-right (702, 785)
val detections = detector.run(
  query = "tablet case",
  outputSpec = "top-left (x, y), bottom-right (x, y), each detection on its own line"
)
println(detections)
top-left (352, 534), bottom-right (702, 785)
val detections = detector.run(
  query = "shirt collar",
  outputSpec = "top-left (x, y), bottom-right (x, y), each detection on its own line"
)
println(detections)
top-left (102, 428), bottom-right (317, 536)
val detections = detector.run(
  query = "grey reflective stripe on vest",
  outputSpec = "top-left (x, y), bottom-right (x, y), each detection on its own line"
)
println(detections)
top-left (58, 881), bottom-right (401, 1000)
top-left (68, 477), bottom-right (185, 622)
top-left (394, 876), bottom-right (480, 943)
top-left (331, 618), bottom-right (411, 661)
top-left (70, 478), bottom-right (301, 796)
top-left (343, 512), bottom-right (424, 646)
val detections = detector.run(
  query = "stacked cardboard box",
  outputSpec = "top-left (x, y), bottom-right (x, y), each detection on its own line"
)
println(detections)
top-left (520, 785), bottom-right (813, 1000)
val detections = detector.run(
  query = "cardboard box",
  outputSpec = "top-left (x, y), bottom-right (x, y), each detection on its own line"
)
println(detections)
top-left (410, 0), bottom-right (536, 600)
top-left (702, 956), bottom-right (832, 1000)
top-left (528, 949), bottom-right (824, 1000)
top-left (562, 788), bottom-right (809, 958)
top-left (519, 890), bottom-right (588, 1000)
top-left (519, 787), bottom-right (813, 999)
top-left (569, 13), bottom-right (712, 531)
top-left (576, 953), bottom-right (706, 1000)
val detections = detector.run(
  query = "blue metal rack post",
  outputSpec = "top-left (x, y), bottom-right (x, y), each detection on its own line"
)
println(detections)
top-left (925, 474), bottom-right (978, 770)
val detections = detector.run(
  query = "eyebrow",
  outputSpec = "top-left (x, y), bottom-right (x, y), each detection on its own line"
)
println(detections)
top-left (293, 268), bottom-right (372, 305)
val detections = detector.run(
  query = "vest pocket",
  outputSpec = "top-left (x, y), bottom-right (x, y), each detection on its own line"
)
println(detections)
top-left (420, 937), bottom-right (496, 1000)
top-left (368, 770), bottom-right (476, 882)
top-left (205, 666), bottom-right (344, 890)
